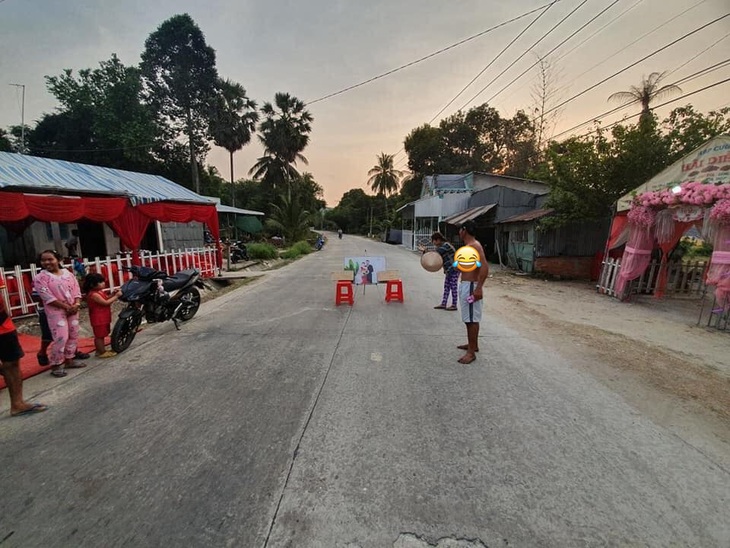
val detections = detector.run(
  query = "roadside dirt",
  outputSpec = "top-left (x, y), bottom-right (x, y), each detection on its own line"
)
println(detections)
top-left (486, 269), bottom-right (730, 469)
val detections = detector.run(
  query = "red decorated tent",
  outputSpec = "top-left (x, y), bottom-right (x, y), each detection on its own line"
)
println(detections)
top-left (0, 152), bottom-right (222, 266)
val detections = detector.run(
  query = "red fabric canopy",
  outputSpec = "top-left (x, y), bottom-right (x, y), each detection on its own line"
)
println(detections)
top-left (1, 191), bottom-right (222, 267)
top-left (0, 192), bottom-right (127, 222)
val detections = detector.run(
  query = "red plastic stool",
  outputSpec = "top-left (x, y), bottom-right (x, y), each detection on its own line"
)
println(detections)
top-left (384, 279), bottom-right (404, 303)
top-left (335, 280), bottom-right (354, 306)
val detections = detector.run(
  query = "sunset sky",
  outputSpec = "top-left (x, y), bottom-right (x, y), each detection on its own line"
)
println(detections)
top-left (1, 0), bottom-right (728, 206)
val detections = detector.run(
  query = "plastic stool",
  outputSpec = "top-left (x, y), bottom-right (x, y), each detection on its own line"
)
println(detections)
top-left (384, 279), bottom-right (404, 303)
top-left (335, 280), bottom-right (354, 305)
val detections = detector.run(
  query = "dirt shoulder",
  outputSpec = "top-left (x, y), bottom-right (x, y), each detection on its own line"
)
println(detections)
top-left (486, 268), bottom-right (730, 469)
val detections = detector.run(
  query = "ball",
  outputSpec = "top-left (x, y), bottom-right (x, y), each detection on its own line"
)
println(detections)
top-left (421, 251), bottom-right (443, 273)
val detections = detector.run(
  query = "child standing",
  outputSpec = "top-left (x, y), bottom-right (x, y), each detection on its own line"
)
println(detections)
top-left (83, 274), bottom-right (122, 358)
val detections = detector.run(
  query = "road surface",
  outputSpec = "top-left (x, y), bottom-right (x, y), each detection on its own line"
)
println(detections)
top-left (1, 234), bottom-right (728, 547)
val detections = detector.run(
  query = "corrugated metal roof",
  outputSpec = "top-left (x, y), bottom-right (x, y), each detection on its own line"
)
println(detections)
top-left (216, 204), bottom-right (265, 216)
top-left (498, 208), bottom-right (554, 223)
top-left (442, 204), bottom-right (496, 225)
top-left (0, 152), bottom-right (213, 206)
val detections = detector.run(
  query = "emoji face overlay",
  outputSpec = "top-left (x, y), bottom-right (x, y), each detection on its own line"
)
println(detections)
top-left (453, 246), bottom-right (481, 272)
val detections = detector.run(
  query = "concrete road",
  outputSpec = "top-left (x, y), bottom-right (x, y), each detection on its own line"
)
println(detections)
top-left (1, 234), bottom-right (728, 548)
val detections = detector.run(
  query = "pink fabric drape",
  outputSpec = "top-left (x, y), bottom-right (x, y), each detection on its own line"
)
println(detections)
top-left (706, 225), bottom-right (730, 309)
top-left (615, 225), bottom-right (654, 298)
top-left (654, 221), bottom-right (697, 299)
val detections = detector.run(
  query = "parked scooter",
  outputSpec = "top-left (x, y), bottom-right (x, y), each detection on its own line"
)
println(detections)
top-left (315, 235), bottom-right (325, 250)
top-left (230, 241), bottom-right (249, 263)
top-left (110, 265), bottom-right (204, 353)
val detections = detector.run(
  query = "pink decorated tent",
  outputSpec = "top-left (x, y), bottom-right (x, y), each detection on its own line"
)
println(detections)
top-left (611, 135), bottom-right (730, 302)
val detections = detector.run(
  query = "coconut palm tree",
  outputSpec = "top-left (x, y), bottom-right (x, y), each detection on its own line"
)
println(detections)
top-left (267, 186), bottom-right (311, 242)
top-left (367, 153), bottom-right (404, 217)
top-left (209, 79), bottom-right (258, 207)
top-left (608, 71), bottom-right (681, 125)
top-left (249, 93), bottom-right (313, 189)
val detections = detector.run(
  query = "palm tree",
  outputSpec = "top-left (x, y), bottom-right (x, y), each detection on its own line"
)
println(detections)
top-left (608, 71), bottom-right (681, 125)
top-left (209, 79), bottom-right (258, 207)
top-left (266, 186), bottom-right (311, 242)
top-left (249, 93), bottom-right (313, 189)
top-left (367, 153), bottom-right (404, 217)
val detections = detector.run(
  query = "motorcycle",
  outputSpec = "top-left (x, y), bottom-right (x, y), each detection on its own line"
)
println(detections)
top-left (230, 241), bottom-right (249, 263)
top-left (315, 236), bottom-right (325, 251)
top-left (110, 265), bottom-right (205, 353)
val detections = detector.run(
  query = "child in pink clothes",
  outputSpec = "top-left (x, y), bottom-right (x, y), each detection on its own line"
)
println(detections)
top-left (83, 273), bottom-right (122, 358)
top-left (32, 250), bottom-right (83, 378)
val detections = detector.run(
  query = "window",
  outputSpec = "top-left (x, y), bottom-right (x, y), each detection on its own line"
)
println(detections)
top-left (45, 223), bottom-right (71, 241)
top-left (511, 229), bottom-right (528, 243)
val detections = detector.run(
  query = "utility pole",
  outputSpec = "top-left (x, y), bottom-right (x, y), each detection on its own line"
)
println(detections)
top-left (9, 83), bottom-right (25, 153)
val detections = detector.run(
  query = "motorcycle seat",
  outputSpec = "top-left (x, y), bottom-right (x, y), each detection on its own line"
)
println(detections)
top-left (163, 269), bottom-right (198, 291)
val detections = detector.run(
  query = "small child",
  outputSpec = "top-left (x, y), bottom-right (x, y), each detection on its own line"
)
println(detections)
top-left (83, 273), bottom-right (122, 358)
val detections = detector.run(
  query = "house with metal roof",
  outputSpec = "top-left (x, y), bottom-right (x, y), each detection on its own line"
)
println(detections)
top-left (0, 152), bottom-right (221, 267)
top-left (398, 172), bottom-right (549, 252)
top-left (495, 208), bottom-right (610, 278)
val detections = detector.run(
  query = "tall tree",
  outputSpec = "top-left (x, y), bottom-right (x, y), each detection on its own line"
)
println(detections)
top-left (367, 153), bottom-right (403, 217)
top-left (250, 93), bottom-right (313, 189)
top-left (36, 55), bottom-right (160, 170)
top-left (141, 14), bottom-right (219, 193)
top-left (0, 128), bottom-right (12, 152)
top-left (608, 71), bottom-right (681, 125)
top-left (209, 78), bottom-right (258, 206)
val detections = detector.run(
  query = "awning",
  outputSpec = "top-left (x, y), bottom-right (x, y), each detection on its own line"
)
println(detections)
top-left (236, 215), bottom-right (263, 233)
top-left (442, 204), bottom-right (496, 225)
top-left (498, 208), bottom-right (554, 223)
top-left (217, 203), bottom-right (264, 216)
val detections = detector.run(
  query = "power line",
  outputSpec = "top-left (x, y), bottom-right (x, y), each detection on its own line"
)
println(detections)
top-left (542, 12), bottom-right (730, 118)
top-left (426, 1), bottom-right (557, 125)
top-left (556, 0), bottom-right (709, 95)
top-left (482, 0), bottom-right (622, 110)
top-left (304, 0), bottom-right (564, 106)
top-left (552, 0), bottom-right (645, 64)
top-left (666, 31), bottom-right (730, 78)
top-left (459, 0), bottom-right (591, 111)
top-left (551, 61), bottom-right (730, 139)
top-left (390, 0), bottom-right (557, 162)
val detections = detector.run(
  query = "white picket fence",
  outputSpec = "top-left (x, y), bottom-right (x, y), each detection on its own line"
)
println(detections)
top-left (597, 258), bottom-right (708, 298)
top-left (0, 247), bottom-right (218, 319)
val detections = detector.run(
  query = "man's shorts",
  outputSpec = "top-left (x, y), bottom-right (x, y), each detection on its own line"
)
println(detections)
top-left (0, 330), bottom-right (25, 363)
top-left (92, 324), bottom-right (111, 339)
top-left (459, 281), bottom-right (483, 324)
top-left (38, 309), bottom-right (52, 342)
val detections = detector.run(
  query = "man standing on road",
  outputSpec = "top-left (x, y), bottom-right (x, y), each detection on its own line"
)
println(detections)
top-left (456, 220), bottom-right (489, 364)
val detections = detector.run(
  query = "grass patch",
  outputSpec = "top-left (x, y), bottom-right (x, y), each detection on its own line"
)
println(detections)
top-left (281, 241), bottom-right (313, 259)
top-left (248, 243), bottom-right (278, 260)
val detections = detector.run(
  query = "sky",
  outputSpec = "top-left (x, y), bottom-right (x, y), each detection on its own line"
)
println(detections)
top-left (1, 0), bottom-right (729, 206)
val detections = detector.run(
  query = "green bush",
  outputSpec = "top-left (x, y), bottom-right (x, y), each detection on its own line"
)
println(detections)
top-left (247, 243), bottom-right (278, 260)
top-left (281, 241), bottom-right (312, 259)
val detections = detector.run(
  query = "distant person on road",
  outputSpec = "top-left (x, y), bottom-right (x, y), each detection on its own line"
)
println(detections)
top-left (83, 273), bottom-right (122, 358)
top-left (0, 279), bottom-right (48, 417)
top-left (65, 229), bottom-right (79, 258)
top-left (456, 221), bottom-right (489, 364)
top-left (338, 228), bottom-right (343, 239)
top-left (425, 232), bottom-right (458, 311)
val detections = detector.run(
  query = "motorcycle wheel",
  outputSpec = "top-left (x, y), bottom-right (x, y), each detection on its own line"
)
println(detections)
top-left (111, 314), bottom-right (141, 353)
top-left (177, 287), bottom-right (201, 321)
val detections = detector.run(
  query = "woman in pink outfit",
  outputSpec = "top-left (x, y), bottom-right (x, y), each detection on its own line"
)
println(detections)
top-left (32, 250), bottom-right (84, 378)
